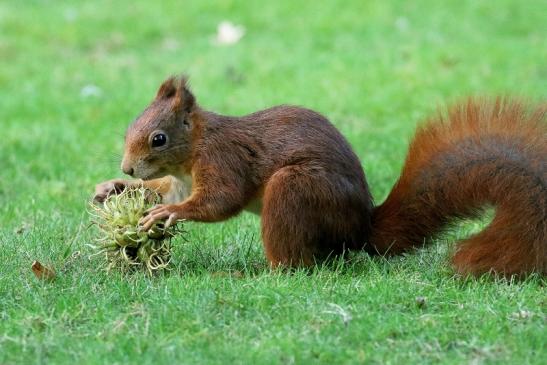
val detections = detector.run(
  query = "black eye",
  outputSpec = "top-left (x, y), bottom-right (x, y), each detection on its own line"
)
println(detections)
top-left (151, 133), bottom-right (167, 148)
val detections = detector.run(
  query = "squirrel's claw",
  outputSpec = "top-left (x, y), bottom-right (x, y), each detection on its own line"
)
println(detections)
top-left (144, 204), bottom-right (165, 214)
top-left (94, 179), bottom-right (128, 203)
top-left (139, 204), bottom-right (182, 231)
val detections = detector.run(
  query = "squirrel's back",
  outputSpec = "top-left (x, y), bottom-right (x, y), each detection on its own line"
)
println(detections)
top-left (202, 104), bottom-right (370, 196)
top-left (370, 98), bottom-right (546, 276)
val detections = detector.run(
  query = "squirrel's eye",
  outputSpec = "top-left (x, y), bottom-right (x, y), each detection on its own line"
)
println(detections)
top-left (151, 133), bottom-right (167, 148)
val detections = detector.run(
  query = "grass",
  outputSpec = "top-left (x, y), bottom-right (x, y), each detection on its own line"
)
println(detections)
top-left (0, 0), bottom-right (545, 364)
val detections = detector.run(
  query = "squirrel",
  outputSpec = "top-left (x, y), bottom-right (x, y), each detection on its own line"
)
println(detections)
top-left (94, 75), bottom-right (546, 277)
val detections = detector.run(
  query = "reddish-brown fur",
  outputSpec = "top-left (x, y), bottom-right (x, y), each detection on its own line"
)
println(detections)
top-left (95, 76), bottom-right (546, 276)
top-left (370, 99), bottom-right (546, 276)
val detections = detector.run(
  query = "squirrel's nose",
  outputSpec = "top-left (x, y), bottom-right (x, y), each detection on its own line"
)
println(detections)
top-left (123, 166), bottom-right (134, 177)
top-left (121, 161), bottom-right (134, 176)
top-left (121, 157), bottom-right (135, 177)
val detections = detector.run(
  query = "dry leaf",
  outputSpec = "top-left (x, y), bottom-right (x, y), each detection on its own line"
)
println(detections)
top-left (214, 21), bottom-right (245, 45)
top-left (80, 84), bottom-right (102, 98)
top-left (511, 310), bottom-right (533, 319)
top-left (415, 296), bottom-right (427, 309)
top-left (31, 260), bottom-right (56, 281)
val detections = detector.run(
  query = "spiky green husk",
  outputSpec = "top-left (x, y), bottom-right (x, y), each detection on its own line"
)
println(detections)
top-left (88, 187), bottom-right (183, 274)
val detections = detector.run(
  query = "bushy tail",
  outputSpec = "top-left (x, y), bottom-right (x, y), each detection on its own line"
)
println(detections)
top-left (369, 98), bottom-right (546, 276)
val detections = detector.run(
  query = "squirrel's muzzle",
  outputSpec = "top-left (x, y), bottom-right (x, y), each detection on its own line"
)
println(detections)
top-left (121, 159), bottom-right (134, 177)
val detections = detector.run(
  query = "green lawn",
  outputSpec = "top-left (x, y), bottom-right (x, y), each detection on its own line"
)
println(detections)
top-left (0, 1), bottom-right (545, 364)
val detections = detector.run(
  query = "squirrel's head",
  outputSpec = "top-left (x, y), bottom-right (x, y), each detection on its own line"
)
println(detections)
top-left (121, 76), bottom-right (198, 180)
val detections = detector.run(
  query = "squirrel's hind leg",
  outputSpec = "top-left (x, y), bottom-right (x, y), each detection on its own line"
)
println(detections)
top-left (261, 165), bottom-right (368, 267)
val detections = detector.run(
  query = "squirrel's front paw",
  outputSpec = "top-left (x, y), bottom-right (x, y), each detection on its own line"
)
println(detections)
top-left (93, 179), bottom-right (128, 203)
top-left (139, 204), bottom-right (183, 230)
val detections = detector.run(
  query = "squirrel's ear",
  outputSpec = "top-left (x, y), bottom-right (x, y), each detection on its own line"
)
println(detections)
top-left (173, 77), bottom-right (195, 113)
top-left (155, 75), bottom-right (195, 113)
top-left (156, 76), bottom-right (178, 99)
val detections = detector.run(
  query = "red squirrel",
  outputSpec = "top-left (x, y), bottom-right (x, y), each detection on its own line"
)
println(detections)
top-left (94, 76), bottom-right (546, 276)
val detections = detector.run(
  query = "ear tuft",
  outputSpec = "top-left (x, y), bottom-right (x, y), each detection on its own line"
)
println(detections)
top-left (156, 76), bottom-right (177, 99)
top-left (156, 75), bottom-right (195, 113)
top-left (173, 75), bottom-right (195, 113)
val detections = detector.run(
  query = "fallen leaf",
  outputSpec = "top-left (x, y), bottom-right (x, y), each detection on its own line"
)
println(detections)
top-left (415, 296), bottom-right (427, 309)
top-left (31, 261), bottom-right (56, 281)
top-left (15, 222), bottom-right (31, 234)
top-left (511, 310), bottom-right (533, 320)
top-left (214, 21), bottom-right (245, 45)
top-left (80, 84), bottom-right (102, 98)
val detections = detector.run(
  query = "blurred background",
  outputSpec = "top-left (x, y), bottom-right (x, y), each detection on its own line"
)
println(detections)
top-left (0, 0), bottom-right (545, 222)
top-left (0, 2), bottom-right (545, 363)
